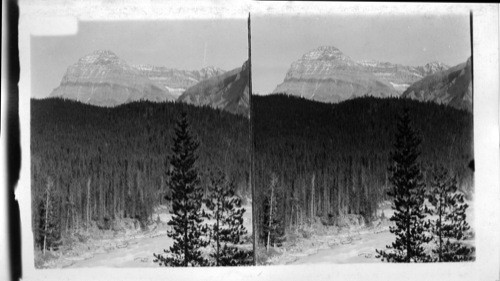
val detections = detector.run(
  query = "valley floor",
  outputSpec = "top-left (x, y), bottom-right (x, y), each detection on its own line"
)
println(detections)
top-left (36, 203), bottom-right (253, 268)
top-left (285, 227), bottom-right (392, 265)
top-left (68, 230), bottom-right (172, 268)
top-left (261, 201), bottom-right (474, 265)
top-left (260, 219), bottom-right (392, 265)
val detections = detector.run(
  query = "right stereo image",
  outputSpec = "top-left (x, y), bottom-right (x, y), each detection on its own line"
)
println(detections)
top-left (251, 13), bottom-right (474, 265)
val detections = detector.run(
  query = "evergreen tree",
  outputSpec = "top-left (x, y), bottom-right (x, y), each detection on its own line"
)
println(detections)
top-left (31, 98), bottom-right (250, 249)
top-left (204, 168), bottom-right (252, 266)
top-left (426, 167), bottom-right (474, 262)
top-left (376, 108), bottom-right (432, 262)
top-left (153, 112), bottom-right (209, 267)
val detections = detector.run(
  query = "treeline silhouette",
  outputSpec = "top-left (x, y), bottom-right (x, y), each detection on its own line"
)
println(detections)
top-left (253, 94), bottom-right (473, 245)
top-left (31, 98), bottom-right (250, 250)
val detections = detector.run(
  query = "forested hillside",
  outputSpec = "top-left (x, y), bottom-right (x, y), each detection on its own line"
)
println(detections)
top-left (253, 94), bottom-right (473, 244)
top-left (31, 98), bottom-right (250, 249)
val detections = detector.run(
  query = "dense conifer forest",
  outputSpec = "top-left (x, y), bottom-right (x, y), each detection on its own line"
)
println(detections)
top-left (31, 98), bottom-right (250, 250)
top-left (253, 94), bottom-right (473, 246)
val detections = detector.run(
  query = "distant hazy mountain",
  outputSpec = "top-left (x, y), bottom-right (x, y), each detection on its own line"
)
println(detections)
top-left (135, 65), bottom-right (225, 98)
top-left (402, 57), bottom-right (472, 112)
top-left (178, 61), bottom-right (249, 116)
top-left (272, 46), bottom-right (449, 103)
top-left (49, 50), bottom-right (176, 106)
top-left (358, 60), bottom-right (449, 92)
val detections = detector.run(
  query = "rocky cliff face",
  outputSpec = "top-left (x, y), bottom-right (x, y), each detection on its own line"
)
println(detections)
top-left (178, 61), bottom-right (249, 116)
top-left (135, 65), bottom-right (225, 98)
top-left (273, 46), bottom-right (397, 102)
top-left (402, 58), bottom-right (472, 112)
top-left (272, 46), bottom-right (449, 103)
top-left (50, 50), bottom-right (176, 106)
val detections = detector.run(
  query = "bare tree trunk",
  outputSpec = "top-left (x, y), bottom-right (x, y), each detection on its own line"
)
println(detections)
top-left (248, 14), bottom-right (258, 263)
top-left (75, 210), bottom-right (79, 230)
top-left (266, 178), bottom-right (274, 253)
top-left (299, 207), bottom-right (303, 227)
top-left (98, 179), bottom-right (103, 224)
top-left (310, 173), bottom-right (315, 222)
top-left (66, 205), bottom-right (70, 233)
top-left (43, 179), bottom-right (52, 255)
top-left (121, 174), bottom-right (125, 218)
top-left (406, 205), bottom-right (411, 262)
top-left (86, 178), bottom-right (91, 230)
top-left (216, 194), bottom-right (220, 266)
top-left (438, 192), bottom-right (443, 262)
top-left (323, 180), bottom-right (328, 217)
top-left (113, 179), bottom-right (117, 220)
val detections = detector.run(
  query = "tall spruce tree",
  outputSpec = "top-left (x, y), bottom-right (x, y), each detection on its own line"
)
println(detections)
top-left (153, 112), bottom-right (209, 267)
top-left (204, 168), bottom-right (252, 266)
top-left (376, 108), bottom-right (432, 262)
top-left (426, 167), bottom-right (474, 262)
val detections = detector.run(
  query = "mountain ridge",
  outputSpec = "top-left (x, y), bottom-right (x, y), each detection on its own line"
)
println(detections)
top-left (49, 50), bottom-right (176, 106)
top-left (178, 60), bottom-right (250, 117)
top-left (134, 64), bottom-right (225, 98)
top-left (272, 46), bottom-right (451, 102)
top-left (49, 50), bottom-right (228, 107)
top-left (402, 57), bottom-right (472, 112)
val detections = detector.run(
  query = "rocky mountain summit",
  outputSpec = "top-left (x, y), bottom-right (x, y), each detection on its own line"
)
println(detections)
top-left (402, 57), bottom-right (472, 112)
top-left (49, 50), bottom-right (227, 108)
top-left (178, 61), bottom-right (249, 117)
top-left (272, 46), bottom-right (449, 103)
top-left (50, 50), bottom-right (176, 107)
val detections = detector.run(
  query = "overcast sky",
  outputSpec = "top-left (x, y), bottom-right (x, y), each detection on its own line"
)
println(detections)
top-left (32, 15), bottom-right (471, 98)
top-left (31, 20), bottom-right (248, 98)
top-left (252, 14), bottom-right (471, 95)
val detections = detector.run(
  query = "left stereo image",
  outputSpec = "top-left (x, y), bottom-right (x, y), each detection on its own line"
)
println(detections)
top-left (30, 19), bottom-right (252, 268)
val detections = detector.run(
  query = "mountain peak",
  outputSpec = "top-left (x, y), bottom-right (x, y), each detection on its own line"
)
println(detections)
top-left (424, 61), bottom-right (446, 66)
top-left (92, 49), bottom-right (117, 56)
top-left (198, 66), bottom-right (226, 80)
top-left (78, 49), bottom-right (121, 65)
top-left (314, 45), bottom-right (342, 53)
top-left (302, 46), bottom-right (351, 62)
top-left (422, 61), bottom-right (449, 72)
top-left (50, 50), bottom-right (175, 106)
top-left (275, 45), bottom-right (396, 101)
top-left (200, 65), bottom-right (221, 71)
top-left (414, 61), bottom-right (449, 78)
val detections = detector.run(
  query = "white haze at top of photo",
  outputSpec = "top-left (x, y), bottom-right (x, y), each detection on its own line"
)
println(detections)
top-left (31, 20), bottom-right (248, 99)
top-left (252, 14), bottom-right (471, 95)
